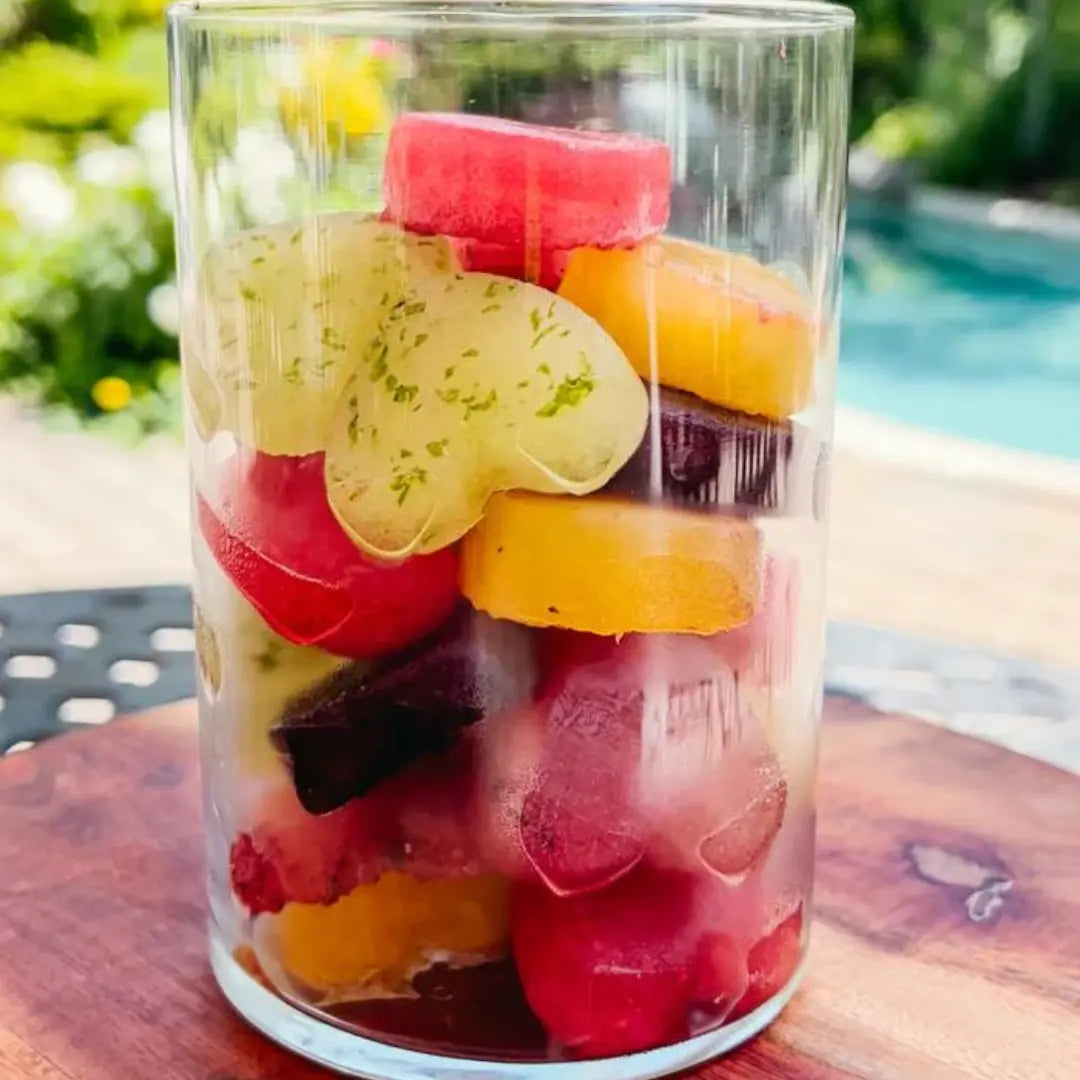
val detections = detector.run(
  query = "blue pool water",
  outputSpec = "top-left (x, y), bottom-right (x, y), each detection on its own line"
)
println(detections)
top-left (840, 204), bottom-right (1080, 460)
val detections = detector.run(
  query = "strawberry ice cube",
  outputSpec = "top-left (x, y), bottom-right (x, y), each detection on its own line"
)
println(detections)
top-left (229, 784), bottom-right (375, 915)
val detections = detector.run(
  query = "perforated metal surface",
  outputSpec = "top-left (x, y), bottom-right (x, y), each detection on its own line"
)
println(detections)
top-left (1, 590), bottom-right (1077, 776)
top-left (0, 586), bottom-right (196, 753)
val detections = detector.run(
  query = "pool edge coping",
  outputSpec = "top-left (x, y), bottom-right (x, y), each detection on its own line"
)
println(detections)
top-left (851, 182), bottom-right (1080, 244)
top-left (834, 405), bottom-right (1080, 499)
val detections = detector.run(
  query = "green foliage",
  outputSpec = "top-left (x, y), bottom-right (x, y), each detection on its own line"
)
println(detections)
top-left (846, 0), bottom-right (927, 139)
top-left (930, 52), bottom-right (1080, 197)
top-left (852, 0), bottom-right (1080, 205)
top-left (863, 102), bottom-right (953, 161)
top-left (0, 0), bottom-right (177, 436)
top-left (0, 41), bottom-right (155, 137)
top-left (0, 163), bottom-right (177, 433)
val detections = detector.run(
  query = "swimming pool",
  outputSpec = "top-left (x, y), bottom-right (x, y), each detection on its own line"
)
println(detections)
top-left (840, 203), bottom-right (1080, 461)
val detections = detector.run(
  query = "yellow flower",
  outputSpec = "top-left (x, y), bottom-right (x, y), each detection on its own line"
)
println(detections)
top-left (279, 47), bottom-right (389, 142)
top-left (91, 376), bottom-right (132, 412)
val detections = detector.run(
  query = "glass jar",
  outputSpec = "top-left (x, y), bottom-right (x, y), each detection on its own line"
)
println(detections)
top-left (168, 2), bottom-right (853, 1076)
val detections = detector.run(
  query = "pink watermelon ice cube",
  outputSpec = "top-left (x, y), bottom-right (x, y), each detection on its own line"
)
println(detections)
top-left (453, 237), bottom-right (570, 291)
top-left (513, 865), bottom-right (756, 1057)
top-left (383, 113), bottom-right (670, 253)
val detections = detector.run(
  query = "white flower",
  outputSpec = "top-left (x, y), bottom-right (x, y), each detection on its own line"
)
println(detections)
top-left (77, 144), bottom-right (143, 188)
top-left (2, 162), bottom-right (76, 233)
top-left (147, 282), bottom-right (180, 337)
top-left (132, 109), bottom-right (172, 157)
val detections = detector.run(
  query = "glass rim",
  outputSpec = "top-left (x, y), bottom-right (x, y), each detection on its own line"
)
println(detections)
top-left (167, 0), bottom-right (855, 35)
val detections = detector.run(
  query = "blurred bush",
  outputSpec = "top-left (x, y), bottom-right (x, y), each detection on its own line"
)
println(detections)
top-left (851, 0), bottom-right (1080, 205)
top-left (930, 5), bottom-right (1080, 206)
top-left (0, 0), bottom-right (175, 439)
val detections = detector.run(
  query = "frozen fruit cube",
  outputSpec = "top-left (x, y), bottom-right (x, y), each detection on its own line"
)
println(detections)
top-left (695, 744), bottom-right (788, 877)
top-left (501, 631), bottom-right (788, 896)
top-left (384, 112), bottom-right (670, 251)
top-left (265, 871), bottom-right (510, 1003)
top-left (558, 237), bottom-right (815, 421)
top-left (605, 386), bottom-right (799, 514)
top-left (273, 606), bottom-right (536, 814)
top-left (229, 783), bottom-right (376, 915)
top-left (324, 272), bottom-right (648, 558)
top-left (729, 906), bottom-right (804, 1019)
top-left (199, 448), bottom-right (459, 662)
top-left (519, 637), bottom-right (647, 896)
top-left (190, 215), bottom-right (458, 456)
top-left (511, 865), bottom-right (702, 1057)
top-left (624, 636), bottom-right (788, 878)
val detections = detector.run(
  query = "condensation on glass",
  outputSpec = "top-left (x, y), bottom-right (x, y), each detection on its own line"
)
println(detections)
top-left (168, 3), bottom-right (854, 1077)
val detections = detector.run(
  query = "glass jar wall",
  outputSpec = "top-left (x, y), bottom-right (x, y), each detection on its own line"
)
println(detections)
top-left (168, 3), bottom-right (853, 1077)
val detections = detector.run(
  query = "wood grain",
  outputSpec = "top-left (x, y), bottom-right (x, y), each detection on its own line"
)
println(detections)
top-left (0, 698), bottom-right (1078, 1080)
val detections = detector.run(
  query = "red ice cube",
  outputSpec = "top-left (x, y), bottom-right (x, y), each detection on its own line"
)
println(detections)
top-left (229, 783), bottom-right (375, 915)
top-left (230, 742), bottom-right (485, 914)
top-left (519, 636), bottom-right (646, 895)
top-left (714, 555), bottom-right (798, 687)
top-left (511, 866), bottom-right (704, 1058)
top-left (729, 906), bottom-right (804, 1020)
top-left (384, 112), bottom-right (670, 252)
top-left (489, 631), bottom-right (787, 895)
top-left (199, 449), bottom-right (458, 661)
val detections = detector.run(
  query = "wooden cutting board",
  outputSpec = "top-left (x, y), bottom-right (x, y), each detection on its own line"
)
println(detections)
top-left (0, 697), bottom-right (1078, 1080)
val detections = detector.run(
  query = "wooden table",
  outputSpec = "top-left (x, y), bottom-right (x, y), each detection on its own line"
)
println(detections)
top-left (1, 697), bottom-right (1078, 1080)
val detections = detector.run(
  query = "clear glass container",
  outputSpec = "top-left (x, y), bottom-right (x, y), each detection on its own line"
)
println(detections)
top-left (168, 2), bottom-right (854, 1076)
